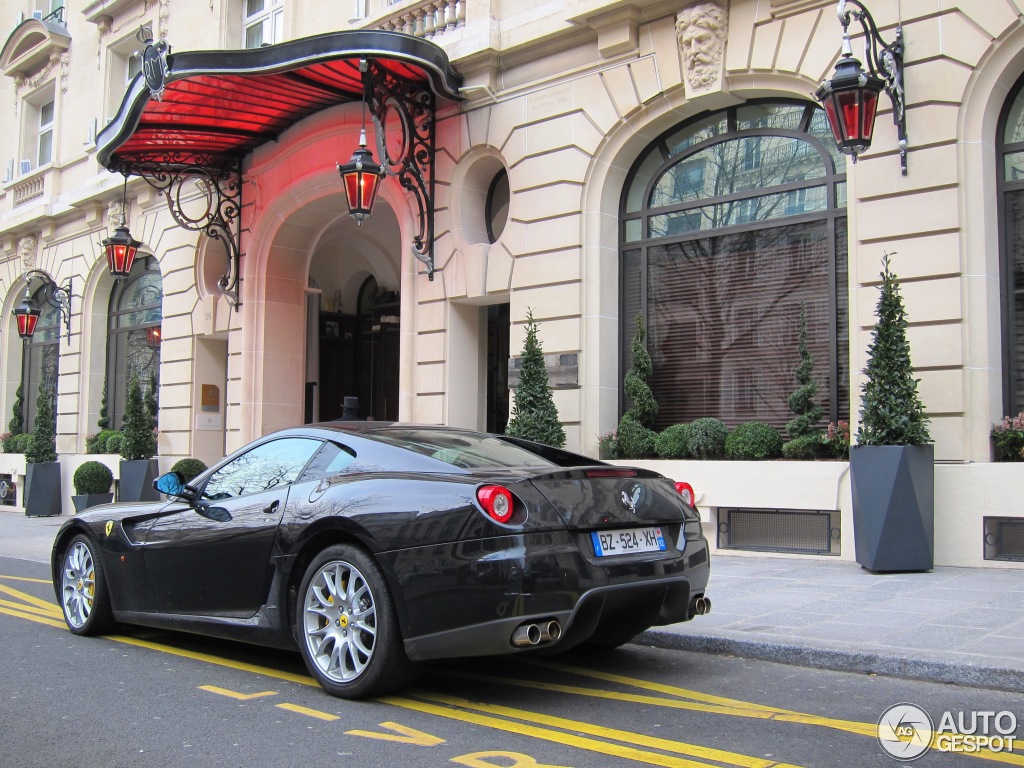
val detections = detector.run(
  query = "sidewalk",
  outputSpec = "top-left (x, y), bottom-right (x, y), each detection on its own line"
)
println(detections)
top-left (3, 509), bottom-right (1022, 692)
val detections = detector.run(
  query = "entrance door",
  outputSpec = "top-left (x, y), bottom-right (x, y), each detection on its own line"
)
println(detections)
top-left (487, 303), bottom-right (510, 433)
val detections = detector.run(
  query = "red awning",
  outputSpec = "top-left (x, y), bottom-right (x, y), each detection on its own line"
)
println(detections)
top-left (98, 30), bottom-right (462, 177)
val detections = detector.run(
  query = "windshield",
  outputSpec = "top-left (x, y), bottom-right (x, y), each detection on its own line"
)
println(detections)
top-left (370, 429), bottom-right (557, 470)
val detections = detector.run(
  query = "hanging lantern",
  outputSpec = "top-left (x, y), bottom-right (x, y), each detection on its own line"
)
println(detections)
top-left (13, 294), bottom-right (41, 339)
top-left (103, 224), bottom-right (142, 278)
top-left (815, 50), bottom-right (884, 160)
top-left (146, 324), bottom-right (162, 348)
top-left (338, 131), bottom-right (384, 224)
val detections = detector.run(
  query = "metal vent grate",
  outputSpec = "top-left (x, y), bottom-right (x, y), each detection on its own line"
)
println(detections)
top-left (718, 508), bottom-right (840, 556)
top-left (984, 517), bottom-right (1024, 562)
top-left (0, 474), bottom-right (15, 507)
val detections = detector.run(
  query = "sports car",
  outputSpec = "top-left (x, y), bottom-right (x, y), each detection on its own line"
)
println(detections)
top-left (52, 423), bottom-right (711, 698)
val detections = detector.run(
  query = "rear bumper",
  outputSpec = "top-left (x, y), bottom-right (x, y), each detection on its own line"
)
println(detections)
top-left (380, 530), bottom-right (711, 662)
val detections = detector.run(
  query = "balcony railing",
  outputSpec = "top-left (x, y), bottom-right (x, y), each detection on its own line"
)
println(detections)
top-left (12, 174), bottom-right (44, 205)
top-left (373, 0), bottom-right (463, 39)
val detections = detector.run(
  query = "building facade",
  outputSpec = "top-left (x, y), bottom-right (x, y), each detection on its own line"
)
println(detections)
top-left (1, 0), bottom-right (1022, 566)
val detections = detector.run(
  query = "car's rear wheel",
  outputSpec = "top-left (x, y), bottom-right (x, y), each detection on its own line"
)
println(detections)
top-left (297, 544), bottom-right (418, 698)
top-left (59, 535), bottom-right (114, 635)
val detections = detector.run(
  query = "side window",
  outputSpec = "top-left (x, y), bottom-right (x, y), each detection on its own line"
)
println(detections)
top-left (202, 438), bottom-right (321, 500)
top-left (296, 442), bottom-right (357, 482)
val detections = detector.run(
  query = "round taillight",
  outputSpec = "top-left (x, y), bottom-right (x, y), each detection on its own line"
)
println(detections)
top-left (477, 485), bottom-right (514, 523)
top-left (674, 481), bottom-right (695, 507)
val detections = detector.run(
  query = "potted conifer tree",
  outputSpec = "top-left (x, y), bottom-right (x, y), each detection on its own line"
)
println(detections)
top-left (118, 374), bottom-right (159, 502)
top-left (24, 384), bottom-right (62, 517)
top-left (850, 254), bottom-right (933, 572)
top-left (617, 313), bottom-right (658, 458)
top-left (505, 309), bottom-right (566, 447)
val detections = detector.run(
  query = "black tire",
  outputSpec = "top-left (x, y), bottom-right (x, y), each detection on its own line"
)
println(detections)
top-left (58, 534), bottom-right (114, 635)
top-left (296, 544), bottom-right (418, 698)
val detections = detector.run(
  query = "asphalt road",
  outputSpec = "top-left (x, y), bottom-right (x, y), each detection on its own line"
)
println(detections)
top-left (2, 555), bottom-right (1022, 768)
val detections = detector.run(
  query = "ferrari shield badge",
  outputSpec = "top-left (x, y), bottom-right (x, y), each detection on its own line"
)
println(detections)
top-left (105, 520), bottom-right (114, 537)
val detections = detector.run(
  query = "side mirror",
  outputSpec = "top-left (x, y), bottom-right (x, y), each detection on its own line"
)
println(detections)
top-left (154, 471), bottom-right (187, 498)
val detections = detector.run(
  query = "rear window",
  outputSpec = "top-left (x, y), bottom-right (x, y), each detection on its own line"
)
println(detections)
top-left (369, 429), bottom-right (557, 469)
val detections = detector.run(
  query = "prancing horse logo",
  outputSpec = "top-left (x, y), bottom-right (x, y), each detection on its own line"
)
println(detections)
top-left (105, 520), bottom-right (114, 537)
top-left (620, 484), bottom-right (643, 514)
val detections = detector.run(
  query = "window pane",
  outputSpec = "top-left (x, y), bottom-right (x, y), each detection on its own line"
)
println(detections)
top-left (807, 108), bottom-right (846, 170)
top-left (736, 103), bottom-right (805, 131)
top-left (646, 221), bottom-right (837, 431)
top-left (38, 129), bottom-right (53, 166)
top-left (624, 149), bottom-right (664, 214)
top-left (649, 186), bottom-right (828, 236)
top-left (1006, 151), bottom-right (1024, 182)
top-left (650, 136), bottom-right (826, 209)
top-left (245, 22), bottom-right (265, 48)
top-left (623, 218), bottom-right (641, 242)
top-left (39, 100), bottom-right (54, 127)
top-left (246, 0), bottom-right (265, 16)
top-left (1005, 88), bottom-right (1024, 144)
top-left (664, 116), bottom-right (728, 157)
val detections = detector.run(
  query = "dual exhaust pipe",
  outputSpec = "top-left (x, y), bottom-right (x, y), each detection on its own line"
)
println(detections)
top-left (691, 595), bottom-right (712, 617)
top-left (511, 619), bottom-right (562, 647)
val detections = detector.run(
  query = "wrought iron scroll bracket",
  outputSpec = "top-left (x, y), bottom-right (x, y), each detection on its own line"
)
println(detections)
top-left (24, 269), bottom-right (72, 344)
top-left (837, 0), bottom-right (906, 174)
top-left (365, 60), bottom-right (437, 280)
top-left (115, 158), bottom-right (243, 309)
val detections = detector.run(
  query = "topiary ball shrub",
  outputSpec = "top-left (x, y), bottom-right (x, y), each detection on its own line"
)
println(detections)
top-left (616, 417), bottom-right (657, 458)
top-left (170, 458), bottom-right (208, 483)
top-left (11, 433), bottom-right (32, 453)
top-left (73, 461), bottom-right (114, 495)
top-left (725, 421), bottom-right (783, 460)
top-left (687, 418), bottom-right (729, 460)
top-left (105, 433), bottom-right (125, 455)
top-left (655, 424), bottom-right (692, 459)
top-left (782, 434), bottom-right (822, 460)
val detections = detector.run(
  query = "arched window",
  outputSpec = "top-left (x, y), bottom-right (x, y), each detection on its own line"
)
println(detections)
top-left (998, 78), bottom-right (1024, 416)
top-left (620, 101), bottom-right (849, 431)
top-left (20, 286), bottom-right (60, 433)
top-left (106, 255), bottom-right (162, 429)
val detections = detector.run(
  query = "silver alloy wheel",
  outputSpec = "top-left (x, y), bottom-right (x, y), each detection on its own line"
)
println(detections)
top-left (62, 541), bottom-right (96, 629)
top-left (302, 560), bottom-right (377, 683)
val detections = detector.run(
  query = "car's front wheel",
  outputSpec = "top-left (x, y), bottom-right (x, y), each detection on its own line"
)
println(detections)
top-left (59, 534), bottom-right (114, 635)
top-left (296, 544), bottom-right (418, 698)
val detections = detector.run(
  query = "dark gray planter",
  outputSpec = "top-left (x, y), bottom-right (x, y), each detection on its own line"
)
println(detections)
top-left (850, 443), bottom-right (934, 572)
top-left (118, 459), bottom-right (160, 502)
top-left (25, 462), bottom-right (62, 517)
top-left (72, 493), bottom-right (114, 513)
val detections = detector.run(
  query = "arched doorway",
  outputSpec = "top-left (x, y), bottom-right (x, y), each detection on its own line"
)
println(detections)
top-left (306, 197), bottom-right (402, 423)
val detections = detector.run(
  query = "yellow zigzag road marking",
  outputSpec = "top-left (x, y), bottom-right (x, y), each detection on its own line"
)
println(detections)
top-left (276, 702), bottom-right (340, 721)
top-left (411, 690), bottom-right (801, 768)
top-left (344, 722), bottom-right (446, 745)
top-left (3, 593), bottom-right (1020, 765)
top-left (522, 661), bottom-right (1024, 765)
top-left (0, 575), bottom-right (51, 584)
top-left (383, 693), bottom-right (799, 768)
top-left (0, 605), bottom-right (66, 628)
top-left (199, 685), bottom-right (278, 700)
top-left (0, 584), bottom-right (61, 615)
top-left (0, 597), bottom-right (62, 620)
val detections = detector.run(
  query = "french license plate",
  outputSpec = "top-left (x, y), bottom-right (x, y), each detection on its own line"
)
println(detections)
top-left (591, 526), bottom-right (666, 557)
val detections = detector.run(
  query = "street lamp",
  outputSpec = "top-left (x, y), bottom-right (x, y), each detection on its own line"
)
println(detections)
top-left (12, 270), bottom-right (72, 343)
top-left (102, 175), bottom-right (142, 278)
top-left (814, 0), bottom-right (907, 174)
top-left (337, 59), bottom-right (385, 224)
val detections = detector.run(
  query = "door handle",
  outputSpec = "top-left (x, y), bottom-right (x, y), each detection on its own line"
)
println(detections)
top-left (263, 500), bottom-right (280, 514)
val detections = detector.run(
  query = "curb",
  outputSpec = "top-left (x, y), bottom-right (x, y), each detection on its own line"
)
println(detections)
top-left (635, 629), bottom-right (1024, 694)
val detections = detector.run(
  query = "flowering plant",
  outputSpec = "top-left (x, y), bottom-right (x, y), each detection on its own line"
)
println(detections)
top-left (822, 420), bottom-right (850, 460)
top-left (598, 430), bottom-right (619, 459)
top-left (0, 432), bottom-right (11, 452)
top-left (991, 412), bottom-right (1024, 462)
